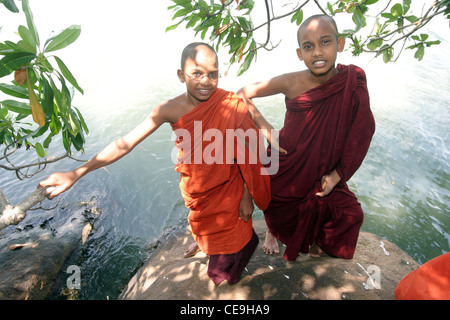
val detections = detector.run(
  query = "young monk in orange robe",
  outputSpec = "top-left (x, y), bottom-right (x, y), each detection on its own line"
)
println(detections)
top-left (238, 14), bottom-right (375, 261)
top-left (39, 43), bottom-right (270, 285)
top-left (172, 87), bottom-right (270, 257)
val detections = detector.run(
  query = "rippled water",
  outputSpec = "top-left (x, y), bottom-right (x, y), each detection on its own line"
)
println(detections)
top-left (1, 1), bottom-right (448, 299)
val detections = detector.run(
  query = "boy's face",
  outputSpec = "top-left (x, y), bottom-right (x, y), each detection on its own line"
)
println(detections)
top-left (178, 45), bottom-right (219, 106)
top-left (296, 18), bottom-right (345, 78)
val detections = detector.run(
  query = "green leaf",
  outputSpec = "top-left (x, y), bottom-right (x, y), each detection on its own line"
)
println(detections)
top-left (50, 77), bottom-right (69, 118)
top-left (420, 33), bottom-right (429, 41)
top-left (44, 25), bottom-right (81, 53)
top-left (352, 7), bottom-right (366, 32)
top-left (0, 52), bottom-right (36, 78)
top-left (70, 131), bottom-right (85, 152)
top-left (62, 130), bottom-right (70, 152)
top-left (0, 83), bottom-right (29, 99)
top-left (327, 2), bottom-right (335, 15)
top-left (165, 23), bottom-right (181, 32)
top-left (186, 14), bottom-right (200, 29)
top-left (405, 15), bottom-right (418, 23)
top-left (40, 74), bottom-right (54, 116)
top-left (35, 142), bottom-right (46, 158)
top-left (22, 0), bottom-right (40, 47)
top-left (172, 8), bottom-right (191, 20)
top-left (169, 0), bottom-right (192, 9)
top-left (381, 12), bottom-right (396, 22)
top-left (43, 132), bottom-right (53, 148)
top-left (0, 104), bottom-right (9, 118)
top-left (414, 44), bottom-right (424, 61)
top-left (403, 0), bottom-right (411, 14)
top-left (237, 17), bottom-right (251, 31)
top-left (69, 109), bottom-right (81, 136)
top-left (0, 41), bottom-right (24, 55)
top-left (391, 3), bottom-right (403, 17)
top-left (367, 38), bottom-right (383, 50)
top-left (382, 47), bottom-right (394, 63)
top-left (16, 40), bottom-right (36, 54)
top-left (290, 9), bottom-right (303, 26)
top-left (38, 54), bottom-right (54, 73)
top-left (425, 40), bottom-right (441, 47)
top-left (49, 113), bottom-right (62, 136)
top-left (53, 56), bottom-right (83, 94)
top-left (74, 106), bottom-right (89, 134)
top-left (1, 0), bottom-right (19, 12)
top-left (238, 41), bottom-right (256, 76)
top-left (2, 99), bottom-right (32, 114)
top-left (18, 25), bottom-right (37, 54)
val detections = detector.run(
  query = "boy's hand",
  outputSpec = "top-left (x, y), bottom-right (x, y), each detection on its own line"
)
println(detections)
top-left (316, 169), bottom-right (341, 197)
top-left (239, 184), bottom-right (254, 222)
top-left (264, 129), bottom-right (287, 155)
top-left (38, 171), bottom-right (79, 199)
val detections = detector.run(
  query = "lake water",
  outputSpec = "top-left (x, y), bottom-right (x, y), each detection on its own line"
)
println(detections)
top-left (1, 1), bottom-right (449, 299)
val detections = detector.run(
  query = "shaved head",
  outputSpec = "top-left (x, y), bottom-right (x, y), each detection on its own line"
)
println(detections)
top-left (297, 14), bottom-right (339, 46)
top-left (180, 42), bottom-right (218, 71)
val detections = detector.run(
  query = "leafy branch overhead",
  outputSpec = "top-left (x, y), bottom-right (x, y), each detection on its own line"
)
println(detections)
top-left (0, 0), bottom-right (87, 179)
top-left (166, 0), bottom-right (449, 75)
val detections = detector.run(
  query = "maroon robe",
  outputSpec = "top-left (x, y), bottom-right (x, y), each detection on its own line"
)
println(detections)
top-left (265, 64), bottom-right (375, 261)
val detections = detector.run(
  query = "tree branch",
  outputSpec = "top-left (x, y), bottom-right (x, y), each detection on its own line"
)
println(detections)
top-left (1, 149), bottom-right (86, 180)
top-left (313, 0), bottom-right (328, 15)
top-left (240, 0), bottom-right (310, 33)
top-left (0, 186), bottom-right (55, 231)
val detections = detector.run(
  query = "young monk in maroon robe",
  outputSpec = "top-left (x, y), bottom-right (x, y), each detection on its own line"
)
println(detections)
top-left (39, 42), bottom-right (271, 285)
top-left (238, 14), bottom-right (375, 261)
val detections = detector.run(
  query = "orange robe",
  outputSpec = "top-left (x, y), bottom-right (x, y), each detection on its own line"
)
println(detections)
top-left (395, 253), bottom-right (450, 300)
top-left (171, 88), bottom-right (271, 255)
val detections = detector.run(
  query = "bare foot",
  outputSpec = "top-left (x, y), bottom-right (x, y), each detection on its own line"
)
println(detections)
top-left (309, 243), bottom-right (327, 258)
top-left (263, 230), bottom-right (279, 255)
top-left (183, 242), bottom-right (201, 258)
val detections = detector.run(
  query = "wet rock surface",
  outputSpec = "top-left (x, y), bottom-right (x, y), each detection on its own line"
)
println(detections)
top-left (0, 228), bottom-right (77, 300)
top-left (0, 201), bottom-right (99, 300)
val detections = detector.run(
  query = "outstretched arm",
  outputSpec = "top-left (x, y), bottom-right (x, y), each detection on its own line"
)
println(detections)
top-left (237, 76), bottom-right (289, 154)
top-left (39, 104), bottom-right (168, 198)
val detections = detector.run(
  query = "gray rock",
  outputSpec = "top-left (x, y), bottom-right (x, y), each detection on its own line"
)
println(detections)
top-left (0, 205), bottom-right (95, 300)
top-left (0, 229), bottom-right (77, 300)
top-left (119, 219), bottom-right (420, 300)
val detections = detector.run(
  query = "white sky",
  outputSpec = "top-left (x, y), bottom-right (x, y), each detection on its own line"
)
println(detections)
top-left (1, 0), bottom-right (449, 96)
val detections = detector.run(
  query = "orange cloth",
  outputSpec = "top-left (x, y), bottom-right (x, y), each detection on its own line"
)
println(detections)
top-left (395, 252), bottom-right (450, 300)
top-left (171, 88), bottom-right (271, 255)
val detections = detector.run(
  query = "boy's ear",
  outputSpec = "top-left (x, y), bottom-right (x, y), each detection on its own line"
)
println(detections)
top-left (296, 48), bottom-right (303, 61)
top-left (337, 36), bottom-right (345, 53)
top-left (177, 69), bottom-right (186, 83)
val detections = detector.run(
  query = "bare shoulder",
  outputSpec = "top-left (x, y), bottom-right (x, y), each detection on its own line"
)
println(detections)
top-left (279, 70), bottom-right (310, 99)
top-left (151, 94), bottom-right (188, 124)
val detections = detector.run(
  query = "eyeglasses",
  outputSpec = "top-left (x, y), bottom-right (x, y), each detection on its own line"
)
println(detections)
top-left (183, 71), bottom-right (221, 82)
